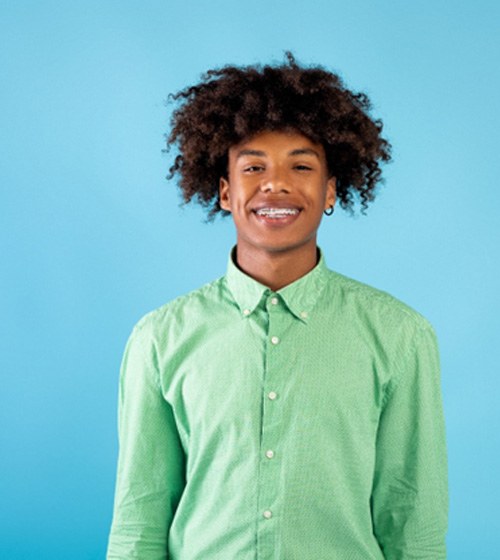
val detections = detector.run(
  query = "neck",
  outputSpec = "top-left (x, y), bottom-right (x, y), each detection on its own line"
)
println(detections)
top-left (234, 240), bottom-right (319, 291)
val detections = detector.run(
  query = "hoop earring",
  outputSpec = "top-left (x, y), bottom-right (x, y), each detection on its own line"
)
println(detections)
top-left (324, 206), bottom-right (334, 216)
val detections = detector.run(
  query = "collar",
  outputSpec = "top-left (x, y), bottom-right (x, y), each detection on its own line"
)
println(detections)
top-left (224, 246), bottom-right (329, 323)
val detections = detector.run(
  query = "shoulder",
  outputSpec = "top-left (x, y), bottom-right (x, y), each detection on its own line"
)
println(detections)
top-left (324, 269), bottom-right (439, 386)
top-left (128, 276), bottom-right (228, 343)
top-left (325, 268), bottom-right (435, 337)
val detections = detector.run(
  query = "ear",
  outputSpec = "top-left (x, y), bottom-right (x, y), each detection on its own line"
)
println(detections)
top-left (324, 177), bottom-right (336, 210)
top-left (219, 177), bottom-right (231, 212)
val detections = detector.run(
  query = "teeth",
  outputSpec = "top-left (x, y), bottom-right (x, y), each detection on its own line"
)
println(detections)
top-left (256, 208), bottom-right (299, 217)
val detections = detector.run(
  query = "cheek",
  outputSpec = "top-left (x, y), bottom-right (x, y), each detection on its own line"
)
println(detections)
top-left (231, 185), bottom-right (253, 209)
top-left (227, 194), bottom-right (249, 221)
top-left (306, 183), bottom-right (328, 204)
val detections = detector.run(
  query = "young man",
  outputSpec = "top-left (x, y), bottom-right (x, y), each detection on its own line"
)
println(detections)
top-left (107, 54), bottom-right (448, 559)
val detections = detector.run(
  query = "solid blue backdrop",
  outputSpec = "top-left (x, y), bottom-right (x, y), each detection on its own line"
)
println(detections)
top-left (1, 1), bottom-right (499, 558)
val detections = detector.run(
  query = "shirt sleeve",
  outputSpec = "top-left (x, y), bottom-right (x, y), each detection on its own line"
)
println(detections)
top-left (371, 323), bottom-right (448, 559)
top-left (107, 323), bottom-right (186, 559)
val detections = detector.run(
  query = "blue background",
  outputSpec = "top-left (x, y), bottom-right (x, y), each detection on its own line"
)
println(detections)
top-left (1, 1), bottom-right (499, 558)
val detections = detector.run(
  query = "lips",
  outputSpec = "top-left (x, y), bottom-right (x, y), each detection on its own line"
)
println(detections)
top-left (251, 204), bottom-right (302, 226)
top-left (255, 207), bottom-right (300, 218)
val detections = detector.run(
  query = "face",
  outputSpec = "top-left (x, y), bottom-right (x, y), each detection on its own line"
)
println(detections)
top-left (219, 129), bottom-right (336, 258)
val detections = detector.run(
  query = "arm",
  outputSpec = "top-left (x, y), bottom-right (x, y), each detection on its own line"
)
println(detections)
top-left (107, 323), bottom-right (186, 559)
top-left (371, 324), bottom-right (448, 559)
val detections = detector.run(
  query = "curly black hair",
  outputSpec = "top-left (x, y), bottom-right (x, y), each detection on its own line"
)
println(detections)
top-left (165, 52), bottom-right (391, 220)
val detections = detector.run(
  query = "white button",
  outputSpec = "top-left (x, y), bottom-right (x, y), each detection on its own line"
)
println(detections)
top-left (268, 391), bottom-right (277, 400)
top-left (300, 311), bottom-right (308, 319)
top-left (243, 309), bottom-right (251, 316)
top-left (265, 450), bottom-right (274, 459)
top-left (263, 510), bottom-right (272, 519)
top-left (271, 336), bottom-right (280, 345)
top-left (270, 297), bottom-right (278, 305)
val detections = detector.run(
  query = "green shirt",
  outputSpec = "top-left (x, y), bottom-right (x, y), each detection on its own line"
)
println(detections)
top-left (107, 248), bottom-right (448, 559)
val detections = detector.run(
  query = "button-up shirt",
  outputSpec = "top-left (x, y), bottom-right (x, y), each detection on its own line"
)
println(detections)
top-left (107, 248), bottom-right (448, 559)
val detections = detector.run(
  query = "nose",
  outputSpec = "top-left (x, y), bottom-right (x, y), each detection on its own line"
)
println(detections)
top-left (260, 168), bottom-right (290, 193)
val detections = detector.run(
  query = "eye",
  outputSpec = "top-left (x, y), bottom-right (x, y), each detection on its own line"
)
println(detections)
top-left (243, 165), bottom-right (264, 173)
top-left (294, 164), bottom-right (313, 171)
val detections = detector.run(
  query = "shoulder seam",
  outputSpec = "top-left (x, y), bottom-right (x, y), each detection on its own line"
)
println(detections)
top-left (329, 270), bottom-right (434, 331)
top-left (132, 276), bottom-right (226, 332)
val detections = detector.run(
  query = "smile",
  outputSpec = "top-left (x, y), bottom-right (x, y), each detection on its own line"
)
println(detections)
top-left (254, 207), bottom-right (300, 218)
top-left (252, 206), bottom-right (302, 228)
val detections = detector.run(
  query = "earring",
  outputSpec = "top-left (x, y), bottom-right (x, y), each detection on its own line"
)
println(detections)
top-left (324, 206), bottom-right (334, 216)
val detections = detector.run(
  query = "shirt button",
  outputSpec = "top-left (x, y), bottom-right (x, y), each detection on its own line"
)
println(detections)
top-left (271, 336), bottom-right (280, 345)
top-left (300, 311), bottom-right (308, 319)
top-left (265, 450), bottom-right (274, 459)
top-left (268, 391), bottom-right (277, 400)
top-left (270, 297), bottom-right (278, 305)
top-left (263, 510), bottom-right (272, 519)
top-left (243, 309), bottom-right (251, 316)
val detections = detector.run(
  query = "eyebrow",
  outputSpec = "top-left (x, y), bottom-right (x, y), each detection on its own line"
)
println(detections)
top-left (235, 148), bottom-right (321, 159)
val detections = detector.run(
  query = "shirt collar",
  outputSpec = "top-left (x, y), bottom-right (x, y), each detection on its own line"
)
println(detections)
top-left (225, 246), bottom-right (329, 323)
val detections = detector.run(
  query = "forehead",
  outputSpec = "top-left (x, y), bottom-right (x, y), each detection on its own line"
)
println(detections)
top-left (229, 129), bottom-right (325, 159)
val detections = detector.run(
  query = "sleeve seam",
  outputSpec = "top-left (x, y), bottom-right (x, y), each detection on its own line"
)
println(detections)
top-left (381, 320), bottom-right (436, 408)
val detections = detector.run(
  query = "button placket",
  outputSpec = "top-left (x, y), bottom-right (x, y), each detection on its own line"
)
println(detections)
top-left (257, 299), bottom-right (287, 554)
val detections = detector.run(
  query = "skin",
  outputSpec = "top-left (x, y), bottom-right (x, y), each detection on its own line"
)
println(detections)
top-left (219, 130), bottom-right (336, 291)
